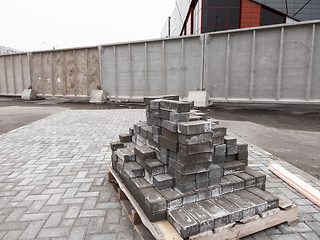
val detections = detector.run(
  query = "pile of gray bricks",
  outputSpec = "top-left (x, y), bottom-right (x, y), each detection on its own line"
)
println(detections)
top-left (110, 95), bottom-right (279, 238)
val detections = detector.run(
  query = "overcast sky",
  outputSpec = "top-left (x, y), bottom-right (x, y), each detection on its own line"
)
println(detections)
top-left (0, 0), bottom-right (175, 52)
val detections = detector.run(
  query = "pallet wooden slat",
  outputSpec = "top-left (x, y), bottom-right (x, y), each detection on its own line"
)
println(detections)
top-left (108, 166), bottom-right (164, 240)
top-left (108, 166), bottom-right (298, 240)
top-left (189, 204), bottom-right (297, 240)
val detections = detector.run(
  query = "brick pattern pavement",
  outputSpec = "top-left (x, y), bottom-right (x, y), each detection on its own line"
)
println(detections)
top-left (0, 110), bottom-right (144, 240)
top-left (0, 109), bottom-right (318, 239)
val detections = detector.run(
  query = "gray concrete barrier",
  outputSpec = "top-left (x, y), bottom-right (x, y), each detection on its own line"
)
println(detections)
top-left (0, 20), bottom-right (319, 104)
top-left (100, 35), bottom-right (204, 100)
top-left (204, 21), bottom-right (320, 104)
top-left (29, 47), bottom-right (100, 97)
top-left (0, 53), bottom-right (29, 95)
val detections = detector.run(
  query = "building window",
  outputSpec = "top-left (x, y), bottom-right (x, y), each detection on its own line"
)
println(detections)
top-left (202, 0), bottom-right (241, 33)
top-left (186, 12), bottom-right (193, 35)
top-left (260, 6), bottom-right (285, 26)
top-left (193, 0), bottom-right (202, 34)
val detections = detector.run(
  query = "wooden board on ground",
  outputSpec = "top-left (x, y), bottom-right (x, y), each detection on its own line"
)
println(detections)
top-left (107, 166), bottom-right (298, 240)
top-left (108, 166), bottom-right (180, 240)
top-left (189, 203), bottom-right (297, 240)
top-left (269, 163), bottom-right (320, 207)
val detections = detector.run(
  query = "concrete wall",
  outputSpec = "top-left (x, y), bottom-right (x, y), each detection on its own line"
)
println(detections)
top-left (0, 47), bottom-right (100, 97)
top-left (0, 20), bottom-right (319, 104)
top-left (204, 21), bottom-right (320, 103)
top-left (100, 35), bottom-right (204, 100)
top-left (0, 53), bottom-right (30, 95)
top-left (29, 48), bottom-right (100, 97)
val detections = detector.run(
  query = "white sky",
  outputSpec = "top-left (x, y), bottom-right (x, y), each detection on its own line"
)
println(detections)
top-left (0, 0), bottom-right (176, 52)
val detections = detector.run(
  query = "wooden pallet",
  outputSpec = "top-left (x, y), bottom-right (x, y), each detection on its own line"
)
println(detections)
top-left (107, 166), bottom-right (298, 240)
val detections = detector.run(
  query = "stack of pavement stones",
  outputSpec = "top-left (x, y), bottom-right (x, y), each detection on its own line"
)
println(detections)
top-left (110, 95), bottom-right (279, 238)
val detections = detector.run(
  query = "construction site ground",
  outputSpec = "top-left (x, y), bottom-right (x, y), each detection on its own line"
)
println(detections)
top-left (0, 95), bottom-right (319, 239)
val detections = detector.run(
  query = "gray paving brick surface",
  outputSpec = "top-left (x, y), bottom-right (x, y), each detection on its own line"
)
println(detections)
top-left (0, 109), bottom-right (318, 239)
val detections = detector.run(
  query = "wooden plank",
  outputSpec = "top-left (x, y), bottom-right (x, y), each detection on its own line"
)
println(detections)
top-left (121, 200), bottom-right (135, 221)
top-left (135, 224), bottom-right (156, 240)
top-left (153, 220), bottom-right (183, 240)
top-left (121, 199), bottom-right (141, 224)
top-left (189, 204), bottom-right (298, 240)
top-left (268, 164), bottom-right (320, 207)
top-left (279, 199), bottom-right (293, 210)
top-left (108, 166), bottom-right (163, 240)
top-left (132, 209), bottom-right (142, 225)
top-left (109, 166), bottom-right (298, 240)
top-left (118, 188), bottom-right (127, 200)
top-left (107, 171), bottom-right (115, 181)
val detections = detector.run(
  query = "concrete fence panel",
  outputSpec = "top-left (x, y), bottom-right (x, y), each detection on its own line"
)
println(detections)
top-left (311, 23), bottom-right (320, 101)
top-left (280, 24), bottom-right (313, 101)
top-left (204, 21), bottom-right (320, 104)
top-left (0, 53), bottom-right (29, 95)
top-left (0, 21), bottom-right (319, 104)
top-left (204, 34), bottom-right (228, 99)
top-left (100, 35), bottom-right (203, 100)
top-left (29, 47), bottom-right (99, 97)
top-left (253, 28), bottom-right (282, 101)
top-left (228, 30), bottom-right (253, 100)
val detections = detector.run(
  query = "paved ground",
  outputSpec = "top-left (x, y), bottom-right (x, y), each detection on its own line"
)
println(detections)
top-left (217, 120), bottom-right (320, 179)
top-left (0, 109), bottom-right (144, 240)
top-left (0, 106), bottom-right (66, 135)
top-left (207, 103), bottom-right (320, 179)
top-left (1, 96), bottom-right (319, 179)
top-left (0, 108), bottom-right (319, 239)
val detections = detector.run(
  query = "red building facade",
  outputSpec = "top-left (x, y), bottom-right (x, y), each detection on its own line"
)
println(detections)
top-left (181, 0), bottom-right (287, 36)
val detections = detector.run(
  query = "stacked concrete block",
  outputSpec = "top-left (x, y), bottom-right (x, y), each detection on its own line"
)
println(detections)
top-left (244, 167), bottom-right (267, 190)
top-left (247, 187), bottom-right (279, 210)
top-left (183, 203), bottom-right (215, 233)
top-left (212, 125), bottom-right (227, 146)
top-left (167, 208), bottom-right (199, 238)
top-left (131, 177), bottom-right (153, 205)
top-left (197, 200), bottom-right (230, 228)
top-left (116, 148), bottom-right (135, 165)
top-left (109, 95), bottom-right (279, 238)
top-left (174, 120), bottom-right (215, 193)
top-left (236, 142), bottom-right (249, 165)
top-left (153, 174), bottom-right (174, 190)
top-left (157, 188), bottom-right (182, 209)
top-left (140, 187), bottom-right (167, 222)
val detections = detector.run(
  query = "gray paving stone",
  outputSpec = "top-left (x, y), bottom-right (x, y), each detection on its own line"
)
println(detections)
top-left (167, 207), bottom-right (199, 238)
top-left (38, 227), bottom-right (71, 238)
top-left (197, 199), bottom-right (229, 228)
top-left (306, 222), bottom-right (320, 235)
top-left (86, 233), bottom-right (118, 240)
top-left (313, 213), bottom-right (320, 222)
top-left (183, 202), bottom-right (214, 233)
top-left (5, 207), bottom-right (27, 222)
top-left (20, 220), bottom-right (45, 239)
top-left (61, 218), bottom-right (76, 227)
top-left (19, 212), bottom-right (50, 221)
top-left (251, 230), bottom-right (271, 240)
top-left (2, 230), bottom-right (23, 240)
top-left (277, 222), bottom-right (313, 233)
top-left (105, 209), bottom-right (121, 224)
top-left (300, 232), bottom-right (320, 240)
top-left (44, 212), bottom-right (64, 228)
top-left (65, 206), bottom-right (81, 219)
top-left (0, 109), bottom-right (318, 240)
top-left (118, 231), bottom-right (140, 240)
top-left (88, 217), bottom-right (105, 234)
top-left (269, 234), bottom-right (305, 240)
top-left (211, 196), bottom-right (242, 222)
top-left (241, 236), bottom-right (255, 240)
top-left (68, 226), bottom-right (87, 240)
